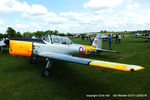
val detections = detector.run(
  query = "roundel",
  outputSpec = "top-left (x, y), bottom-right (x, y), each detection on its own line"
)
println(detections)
top-left (79, 46), bottom-right (84, 53)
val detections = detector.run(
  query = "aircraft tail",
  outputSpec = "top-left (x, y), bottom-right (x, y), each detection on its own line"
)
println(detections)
top-left (92, 34), bottom-right (119, 53)
top-left (92, 34), bottom-right (102, 49)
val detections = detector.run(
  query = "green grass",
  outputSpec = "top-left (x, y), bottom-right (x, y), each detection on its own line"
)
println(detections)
top-left (0, 37), bottom-right (150, 100)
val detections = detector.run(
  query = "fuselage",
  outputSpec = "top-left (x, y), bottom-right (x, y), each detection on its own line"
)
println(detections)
top-left (8, 35), bottom-right (97, 57)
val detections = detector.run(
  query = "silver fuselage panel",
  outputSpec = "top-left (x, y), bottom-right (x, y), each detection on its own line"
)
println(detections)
top-left (33, 43), bottom-right (85, 56)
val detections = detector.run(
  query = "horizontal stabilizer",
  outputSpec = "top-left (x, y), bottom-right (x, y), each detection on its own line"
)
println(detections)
top-left (96, 48), bottom-right (119, 53)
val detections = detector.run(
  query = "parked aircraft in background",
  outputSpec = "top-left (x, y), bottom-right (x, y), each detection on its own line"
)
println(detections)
top-left (0, 38), bottom-right (6, 53)
top-left (101, 34), bottom-right (116, 39)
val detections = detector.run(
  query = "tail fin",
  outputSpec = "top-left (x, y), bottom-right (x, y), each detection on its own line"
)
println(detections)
top-left (92, 34), bottom-right (102, 49)
top-left (92, 34), bottom-right (119, 53)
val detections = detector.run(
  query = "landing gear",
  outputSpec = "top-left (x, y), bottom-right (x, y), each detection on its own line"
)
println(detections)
top-left (30, 57), bottom-right (36, 64)
top-left (43, 58), bottom-right (53, 77)
top-left (43, 68), bottom-right (51, 77)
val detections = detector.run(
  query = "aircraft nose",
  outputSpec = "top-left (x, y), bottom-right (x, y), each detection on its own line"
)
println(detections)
top-left (4, 40), bottom-right (9, 46)
top-left (126, 65), bottom-right (144, 71)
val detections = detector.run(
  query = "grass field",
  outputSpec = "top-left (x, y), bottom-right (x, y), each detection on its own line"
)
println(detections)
top-left (0, 37), bottom-right (150, 100)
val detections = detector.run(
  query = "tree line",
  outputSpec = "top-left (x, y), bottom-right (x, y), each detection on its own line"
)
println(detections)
top-left (1, 27), bottom-right (150, 39)
top-left (0, 27), bottom-right (73, 39)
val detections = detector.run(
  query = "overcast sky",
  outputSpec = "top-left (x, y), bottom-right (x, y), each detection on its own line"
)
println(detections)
top-left (0, 0), bottom-right (150, 33)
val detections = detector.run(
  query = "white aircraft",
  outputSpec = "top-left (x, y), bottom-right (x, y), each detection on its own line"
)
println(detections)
top-left (0, 38), bottom-right (6, 53)
top-left (6, 34), bottom-right (144, 76)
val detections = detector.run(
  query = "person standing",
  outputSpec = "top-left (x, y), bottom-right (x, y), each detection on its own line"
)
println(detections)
top-left (108, 34), bottom-right (112, 50)
top-left (118, 34), bottom-right (121, 44)
top-left (89, 35), bottom-right (92, 44)
top-left (89, 35), bottom-right (94, 44)
top-left (82, 35), bottom-right (85, 40)
top-left (115, 34), bottom-right (118, 44)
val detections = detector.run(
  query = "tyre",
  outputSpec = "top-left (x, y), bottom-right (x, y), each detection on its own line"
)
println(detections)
top-left (43, 68), bottom-right (50, 77)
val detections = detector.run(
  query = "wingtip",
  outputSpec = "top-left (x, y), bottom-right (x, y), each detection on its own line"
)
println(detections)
top-left (126, 65), bottom-right (144, 71)
top-left (134, 66), bottom-right (144, 71)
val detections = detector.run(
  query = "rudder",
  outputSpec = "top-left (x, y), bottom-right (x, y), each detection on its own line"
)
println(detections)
top-left (92, 34), bottom-right (102, 49)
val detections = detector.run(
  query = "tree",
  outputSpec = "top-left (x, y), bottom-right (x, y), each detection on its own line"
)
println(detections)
top-left (100, 30), bottom-right (107, 33)
top-left (23, 32), bottom-right (33, 38)
top-left (6, 27), bottom-right (16, 38)
top-left (53, 30), bottom-right (59, 35)
top-left (59, 33), bottom-right (65, 36)
top-left (45, 30), bottom-right (53, 35)
top-left (0, 33), bottom-right (3, 39)
top-left (104, 30), bottom-right (107, 33)
top-left (16, 32), bottom-right (22, 38)
top-left (3, 34), bottom-right (8, 38)
top-left (67, 33), bottom-right (73, 36)
top-left (35, 31), bottom-right (44, 38)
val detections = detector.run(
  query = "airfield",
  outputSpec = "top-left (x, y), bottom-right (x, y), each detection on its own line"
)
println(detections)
top-left (0, 37), bottom-right (149, 100)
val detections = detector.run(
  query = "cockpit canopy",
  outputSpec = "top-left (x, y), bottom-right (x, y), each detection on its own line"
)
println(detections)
top-left (42, 35), bottom-right (73, 45)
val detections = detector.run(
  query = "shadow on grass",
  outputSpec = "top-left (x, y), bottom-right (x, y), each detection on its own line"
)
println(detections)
top-left (43, 60), bottom-right (112, 100)
top-left (5, 57), bottom-right (115, 99)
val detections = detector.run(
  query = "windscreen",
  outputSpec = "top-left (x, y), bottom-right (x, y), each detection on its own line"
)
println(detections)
top-left (42, 35), bottom-right (51, 43)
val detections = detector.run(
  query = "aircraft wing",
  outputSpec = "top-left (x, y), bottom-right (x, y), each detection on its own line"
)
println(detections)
top-left (39, 52), bottom-right (144, 72)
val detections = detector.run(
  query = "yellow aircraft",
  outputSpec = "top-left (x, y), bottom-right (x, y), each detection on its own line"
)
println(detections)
top-left (6, 34), bottom-right (144, 76)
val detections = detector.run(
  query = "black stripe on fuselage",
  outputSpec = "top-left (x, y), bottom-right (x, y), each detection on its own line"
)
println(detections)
top-left (10, 38), bottom-right (45, 44)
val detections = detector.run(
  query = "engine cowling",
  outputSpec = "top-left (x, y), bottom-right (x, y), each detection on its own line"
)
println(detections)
top-left (9, 40), bottom-right (32, 57)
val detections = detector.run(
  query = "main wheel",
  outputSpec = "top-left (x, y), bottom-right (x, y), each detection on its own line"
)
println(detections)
top-left (43, 68), bottom-right (50, 77)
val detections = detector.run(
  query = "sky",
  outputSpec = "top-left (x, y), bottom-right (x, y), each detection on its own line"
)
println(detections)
top-left (0, 0), bottom-right (150, 34)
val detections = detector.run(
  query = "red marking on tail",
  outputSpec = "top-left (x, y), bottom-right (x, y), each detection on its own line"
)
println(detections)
top-left (94, 40), bottom-right (98, 44)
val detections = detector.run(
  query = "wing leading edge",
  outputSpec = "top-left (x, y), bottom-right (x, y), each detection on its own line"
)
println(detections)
top-left (39, 52), bottom-right (144, 72)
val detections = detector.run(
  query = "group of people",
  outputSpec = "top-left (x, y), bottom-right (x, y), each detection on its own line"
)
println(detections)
top-left (108, 34), bottom-right (121, 50)
top-left (115, 34), bottom-right (121, 44)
